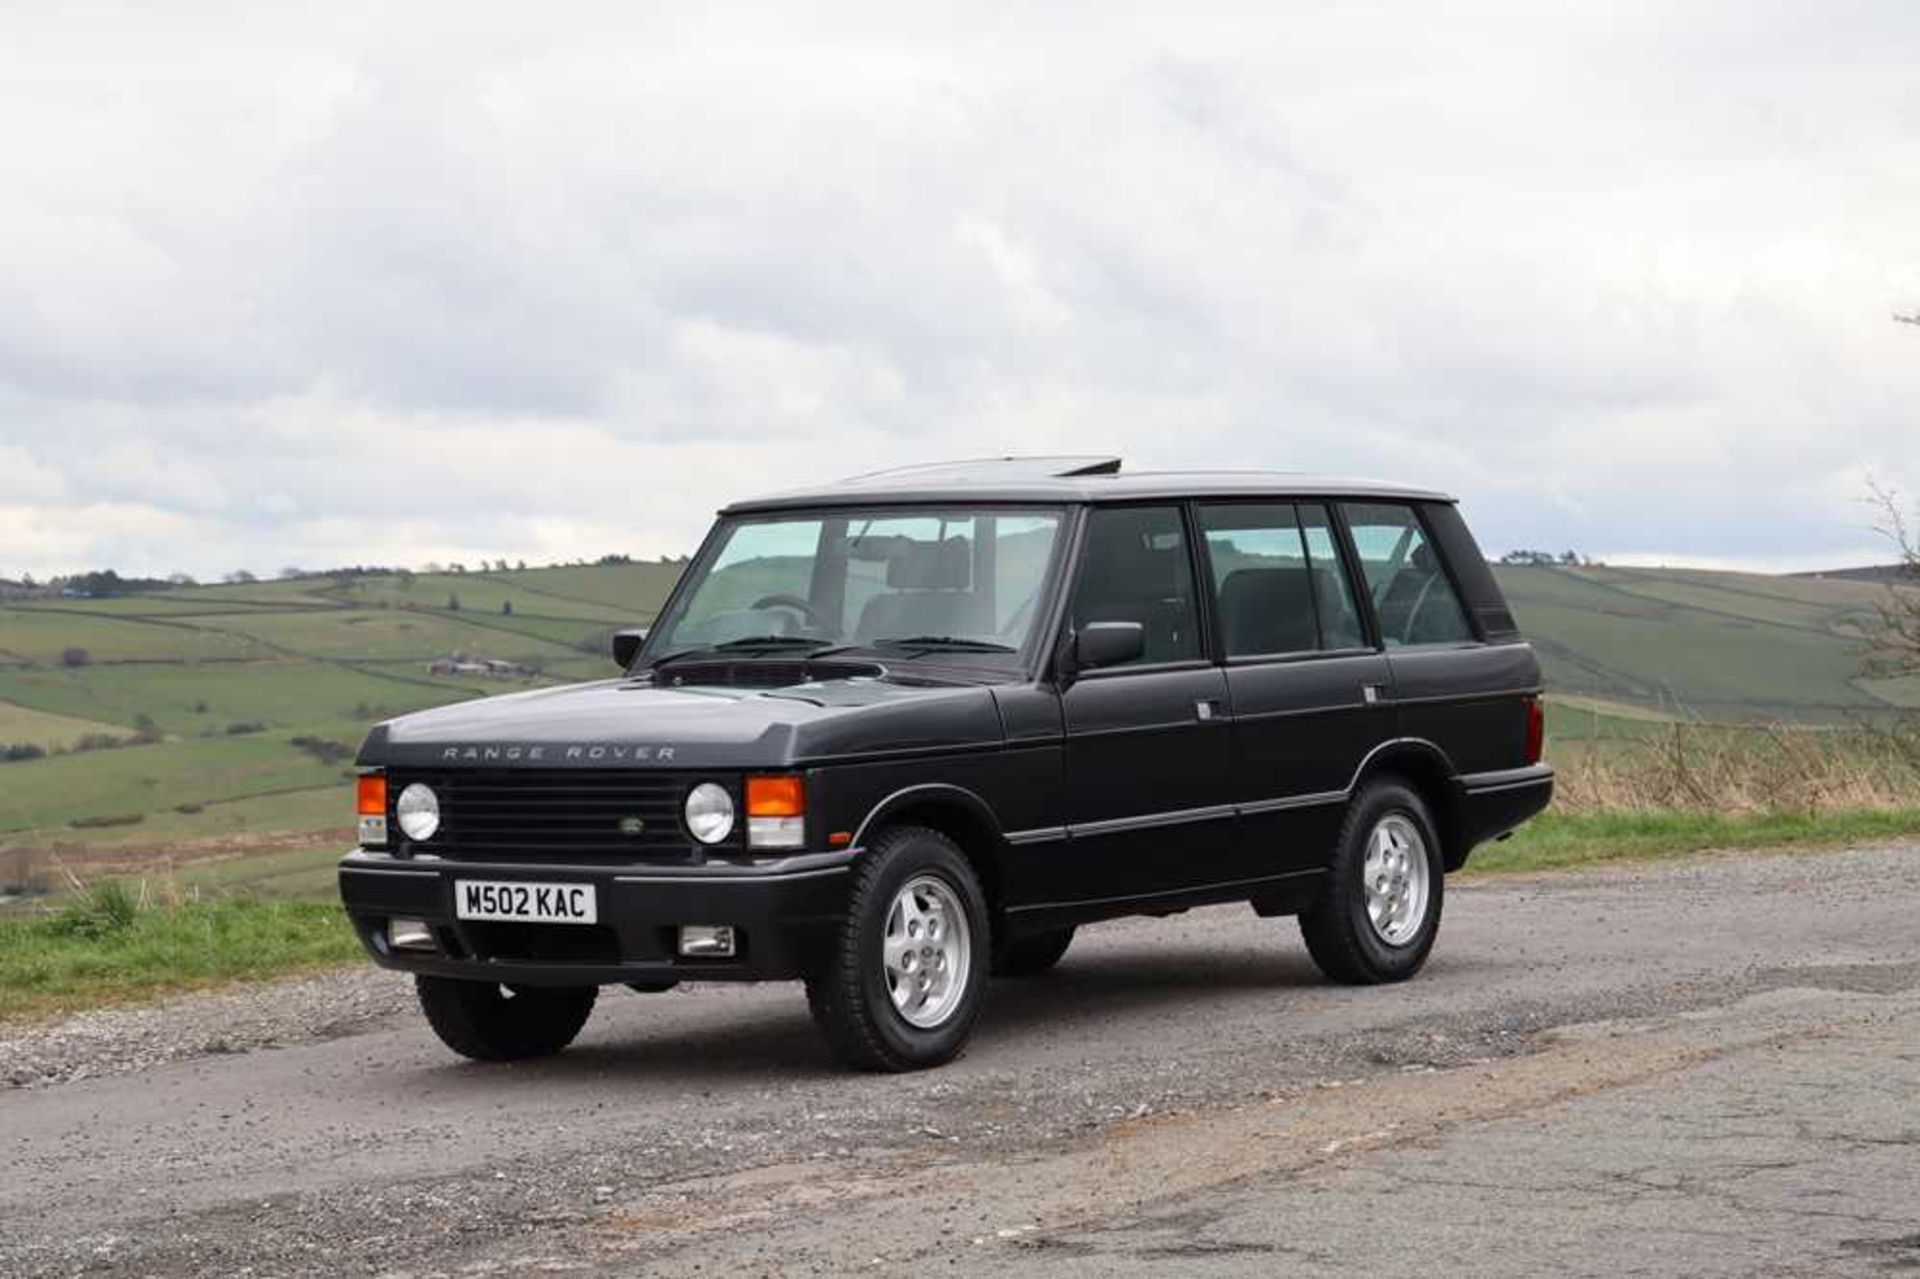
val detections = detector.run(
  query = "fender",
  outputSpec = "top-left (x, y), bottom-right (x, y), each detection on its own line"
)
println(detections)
top-left (1344, 735), bottom-right (1459, 793)
top-left (849, 781), bottom-right (1007, 852)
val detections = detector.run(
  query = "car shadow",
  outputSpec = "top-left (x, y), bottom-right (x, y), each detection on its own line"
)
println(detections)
top-left (402, 935), bottom-right (1341, 1087)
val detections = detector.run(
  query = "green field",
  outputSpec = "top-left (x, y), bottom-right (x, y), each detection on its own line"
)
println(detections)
top-left (0, 563), bottom-right (669, 845)
top-left (1494, 564), bottom-right (1920, 721)
top-left (0, 557), bottom-right (1914, 872)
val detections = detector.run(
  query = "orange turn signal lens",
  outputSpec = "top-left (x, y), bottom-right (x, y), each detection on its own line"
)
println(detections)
top-left (357, 772), bottom-right (388, 816)
top-left (746, 774), bottom-right (805, 817)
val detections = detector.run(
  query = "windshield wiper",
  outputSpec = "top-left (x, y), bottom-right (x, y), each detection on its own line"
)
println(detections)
top-left (649, 636), bottom-right (833, 668)
top-left (870, 635), bottom-right (1018, 655)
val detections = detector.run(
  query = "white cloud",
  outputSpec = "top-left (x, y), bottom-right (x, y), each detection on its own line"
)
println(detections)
top-left (0, 1), bottom-right (1917, 579)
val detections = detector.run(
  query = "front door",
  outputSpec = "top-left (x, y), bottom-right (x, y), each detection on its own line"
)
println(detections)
top-left (1052, 505), bottom-right (1234, 904)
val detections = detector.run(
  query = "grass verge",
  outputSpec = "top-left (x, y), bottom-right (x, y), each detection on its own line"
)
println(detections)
top-left (0, 889), bottom-right (361, 1023)
top-left (1466, 807), bottom-right (1920, 876)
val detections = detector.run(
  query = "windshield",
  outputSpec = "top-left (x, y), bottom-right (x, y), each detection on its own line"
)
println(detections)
top-left (647, 506), bottom-right (1068, 661)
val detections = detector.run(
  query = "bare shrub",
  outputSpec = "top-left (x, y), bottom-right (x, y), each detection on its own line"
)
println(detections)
top-left (1863, 481), bottom-right (1920, 682)
top-left (1552, 721), bottom-right (1920, 817)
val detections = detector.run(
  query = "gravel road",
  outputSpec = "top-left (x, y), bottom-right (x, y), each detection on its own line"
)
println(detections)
top-left (4, 844), bottom-right (1918, 1276)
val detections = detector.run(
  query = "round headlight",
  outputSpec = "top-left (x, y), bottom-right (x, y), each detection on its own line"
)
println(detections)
top-left (396, 783), bottom-right (441, 842)
top-left (684, 782), bottom-right (735, 844)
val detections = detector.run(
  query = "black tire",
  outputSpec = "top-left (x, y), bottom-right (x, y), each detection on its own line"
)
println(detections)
top-left (805, 825), bottom-right (991, 1072)
top-left (625, 980), bottom-right (680, 994)
top-left (1298, 780), bottom-right (1445, 985)
top-left (992, 926), bottom-right (1075, 977)
top-left (415, 976), bottom-right (598, 1061)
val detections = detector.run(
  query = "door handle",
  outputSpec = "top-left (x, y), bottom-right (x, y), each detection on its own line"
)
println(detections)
top-left (1195, 698), bottom-right (1223, 722)
top-left (1361, 683), bottom-right (1388, 705)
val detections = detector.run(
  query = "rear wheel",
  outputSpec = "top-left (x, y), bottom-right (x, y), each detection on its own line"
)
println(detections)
top-left (1298, 781), bottom-right (1444, 984)
top-left (993, 926), bottom-right (1075, 977)
top-left (805, 825), bottom-right (990, 1071)
top-left (415, 976), bottom-right (598, 1061)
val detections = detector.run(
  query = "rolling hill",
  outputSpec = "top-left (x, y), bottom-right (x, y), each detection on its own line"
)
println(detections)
top-left (0, 558), bottom-right (1914, 878)
top-left (1494, 563), bottom-right (1918, 723)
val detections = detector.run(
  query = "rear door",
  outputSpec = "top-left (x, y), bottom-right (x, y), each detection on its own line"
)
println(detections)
top-left (1196, 501), bottom-right (1392, 878)
top-left (1340, 501), bottom-right (1535, 776)
top-left (1050, 504), bottom-right (1234, 903)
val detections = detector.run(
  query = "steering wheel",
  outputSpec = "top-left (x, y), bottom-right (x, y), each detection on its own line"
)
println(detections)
top-left (750, 593), bottom-right (830, 631)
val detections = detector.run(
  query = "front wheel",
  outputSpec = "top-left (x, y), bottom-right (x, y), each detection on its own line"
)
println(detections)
top-left (1298, 781), bottom-right (1444, 984)
top-left (805, 825), bottom-right (990, 1071)
top-left (416, 976), bottom-right (598, 1061)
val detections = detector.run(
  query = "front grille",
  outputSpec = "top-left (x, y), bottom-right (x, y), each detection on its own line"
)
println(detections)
top-left (389, 769), bottom-right (734, 863)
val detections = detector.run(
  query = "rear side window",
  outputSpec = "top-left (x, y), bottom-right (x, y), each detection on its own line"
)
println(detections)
top-left (1341, 504), bottom-right (1476, 647)
top-left (1070, 506), bottom-right (1201, 666)
top-left (1197, 503), bottom-right (1366, 656)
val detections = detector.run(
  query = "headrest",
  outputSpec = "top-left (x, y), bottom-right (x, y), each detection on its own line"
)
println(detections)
top-left (1219, 567), bottom-right (1313, 611)
top-left (887, 537), bottom-right (971, 590)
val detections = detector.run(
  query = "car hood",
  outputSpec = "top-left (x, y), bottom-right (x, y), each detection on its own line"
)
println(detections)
top-left (358, 675), bottom-right (1008, 770)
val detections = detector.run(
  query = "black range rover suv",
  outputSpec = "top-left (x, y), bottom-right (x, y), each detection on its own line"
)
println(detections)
top-left (341, 457), bottom-right (1551, 1071)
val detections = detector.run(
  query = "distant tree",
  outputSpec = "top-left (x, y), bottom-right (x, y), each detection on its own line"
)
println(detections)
top-left (1864, 482), bottom-right (1920, 685)
top-left (516, 560), bottom-right (527, 572)
top-left (447, 593), bottom-right (461, 611)
top-left (226, 569), bottom-right (258, 584)
top-left (423, 562), bottom-right (444, 574)
top-left (395, 568), bottom-right (415, 588)
top-left (279, 566), bottom-right (306, 580)
top-left (501, 600), bottom-right (514, 616)
top-left (60, 645), bottom-right (90, 668)
top-left (450, 562), bottom-right (467, 574)
top-left (167, 571), bottom-right (196, 587)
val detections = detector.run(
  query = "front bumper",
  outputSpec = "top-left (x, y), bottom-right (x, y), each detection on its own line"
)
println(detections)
top-left (338, 848), bottom-right (856, 985)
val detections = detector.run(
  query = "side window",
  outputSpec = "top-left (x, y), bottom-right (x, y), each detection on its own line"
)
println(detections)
top-left (1197, 504), bottom-right (1318, 657)
top-left (1300, 504), bottom-right (1366, 649)
top-left (1070, 506), bottom-right (1201, 667)
top-left (1340, 504), bottom-right (1476, 647)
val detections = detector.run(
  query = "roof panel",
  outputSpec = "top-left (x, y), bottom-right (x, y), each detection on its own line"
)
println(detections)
top-left (724, 460), bottom-right (1453, 513)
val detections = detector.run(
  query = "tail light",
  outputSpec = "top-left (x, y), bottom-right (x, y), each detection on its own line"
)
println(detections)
top-left (1523, 695), bottom-right (1545, 765)
top-left (357, 771), bottom-right (389, 846)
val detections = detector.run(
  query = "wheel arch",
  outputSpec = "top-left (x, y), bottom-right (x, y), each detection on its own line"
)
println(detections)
top-left (1350, 738), bottom-right (1468, 872)
top-left (850, 784), bottom-right (1008, 918)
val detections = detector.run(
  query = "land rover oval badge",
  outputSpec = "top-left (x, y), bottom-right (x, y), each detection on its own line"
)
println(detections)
top-left (617, 816), bottom-right (646, 837)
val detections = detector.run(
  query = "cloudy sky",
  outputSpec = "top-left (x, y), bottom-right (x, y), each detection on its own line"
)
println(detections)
top-left (3, 2), bottom-right (1917, 581)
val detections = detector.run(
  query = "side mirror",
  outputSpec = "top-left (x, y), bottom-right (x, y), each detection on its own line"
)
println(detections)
top-left (1074, 621), bottom-right (1145, 671)
top-left (611, 627), bottom-right (650, 670)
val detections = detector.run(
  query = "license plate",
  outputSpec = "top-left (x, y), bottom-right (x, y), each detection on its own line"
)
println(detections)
top-left (454, 879), bottom-right (598, 925)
